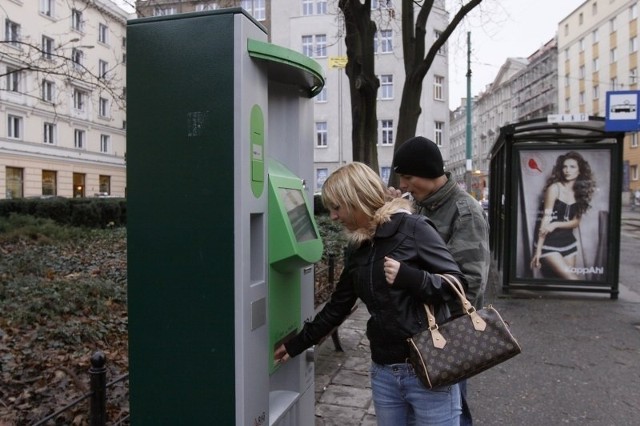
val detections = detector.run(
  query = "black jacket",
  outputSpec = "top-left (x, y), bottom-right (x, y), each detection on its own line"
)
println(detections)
top-left (285, 206), bottom-right (466, 365)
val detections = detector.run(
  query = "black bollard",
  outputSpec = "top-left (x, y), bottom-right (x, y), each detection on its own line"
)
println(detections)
top-left (89, 351), bottom-right (107, 426)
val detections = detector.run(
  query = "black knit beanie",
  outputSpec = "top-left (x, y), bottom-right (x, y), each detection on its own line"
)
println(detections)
top-left (392, 136), bottom-right (444, 178)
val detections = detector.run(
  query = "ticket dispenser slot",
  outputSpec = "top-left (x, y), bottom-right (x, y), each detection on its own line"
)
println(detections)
top-left (267, 159), bottom-right (323, 374)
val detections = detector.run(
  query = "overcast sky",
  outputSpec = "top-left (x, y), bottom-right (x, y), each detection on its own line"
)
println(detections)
top-left (447, 0), bottom-right (585, 106)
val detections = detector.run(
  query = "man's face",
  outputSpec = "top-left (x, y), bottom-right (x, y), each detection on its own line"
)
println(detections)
top-left (397, 174), bottom-right (439, 202)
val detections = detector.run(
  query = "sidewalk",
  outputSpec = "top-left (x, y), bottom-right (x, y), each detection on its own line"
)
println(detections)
top-left (313, 211), bottom-right (640, 425)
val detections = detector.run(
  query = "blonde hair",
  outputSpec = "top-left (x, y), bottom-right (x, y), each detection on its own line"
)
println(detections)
top-left (321, 162), bottom-right (387, 220)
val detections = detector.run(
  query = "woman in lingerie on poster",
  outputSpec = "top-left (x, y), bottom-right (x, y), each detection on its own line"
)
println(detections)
top-left (530, 151), bottom-right (596, 280)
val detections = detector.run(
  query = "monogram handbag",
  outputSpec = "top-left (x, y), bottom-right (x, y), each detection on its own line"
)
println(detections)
top-left (407, 274), bottom-right (522, 389)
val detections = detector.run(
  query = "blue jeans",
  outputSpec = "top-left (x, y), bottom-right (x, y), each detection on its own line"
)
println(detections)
top-left (370, 362), bottom-right (461, 426)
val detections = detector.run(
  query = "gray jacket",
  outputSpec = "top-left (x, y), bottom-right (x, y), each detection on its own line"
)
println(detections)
top-left (415, 172), bottom-right (490, 308)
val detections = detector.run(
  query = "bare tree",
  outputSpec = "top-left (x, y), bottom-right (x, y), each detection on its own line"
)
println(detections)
top-left (338, 0), bottom-right (483, 182)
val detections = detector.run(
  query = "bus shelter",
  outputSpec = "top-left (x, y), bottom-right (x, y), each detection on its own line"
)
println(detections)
top-left (488, 117), bottom-right (626, 299)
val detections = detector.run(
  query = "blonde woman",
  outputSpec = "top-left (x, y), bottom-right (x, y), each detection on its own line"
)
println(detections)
top-left (275, 162), bottom-right (466, 425)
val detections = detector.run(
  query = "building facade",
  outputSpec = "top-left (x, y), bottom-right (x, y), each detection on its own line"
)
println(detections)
top-left (558, 0), bottom-right (639, 195)
top-left (1, 0), bottom-right (130, 199)
top-left (136, 0), bottom-right (451, 190)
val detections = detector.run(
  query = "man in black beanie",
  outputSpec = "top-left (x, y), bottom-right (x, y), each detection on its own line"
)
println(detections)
top-left (392, 136), bottom-right (490, 426)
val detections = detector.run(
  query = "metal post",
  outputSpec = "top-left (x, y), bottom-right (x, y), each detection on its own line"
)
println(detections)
top-left (89, 351), bottom-right (107, 426)
top-left (465, 31), bottom-right (474, 197)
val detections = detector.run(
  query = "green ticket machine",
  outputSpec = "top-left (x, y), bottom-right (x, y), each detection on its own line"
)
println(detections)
top-left (127, 9), bottom-right (324, 425)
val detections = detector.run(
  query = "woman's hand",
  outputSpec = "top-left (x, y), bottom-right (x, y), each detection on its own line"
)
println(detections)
top-left (274, 344), bottom-right (290, 364)
top-left (530, 253), bottom-right (542, 270)
top-left (384, 256), bottom-right (400, 285)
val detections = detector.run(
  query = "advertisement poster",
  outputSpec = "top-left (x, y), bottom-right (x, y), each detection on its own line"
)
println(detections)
top-left (514, 148), bottom-right (611, 284)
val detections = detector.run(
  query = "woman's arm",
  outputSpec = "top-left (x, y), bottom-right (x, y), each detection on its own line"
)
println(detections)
top-left (531, 183), bottom-right (559, 269)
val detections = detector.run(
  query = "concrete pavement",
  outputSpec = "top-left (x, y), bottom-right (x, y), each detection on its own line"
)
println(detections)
top-left (312, 208), bottom-right (640, 425)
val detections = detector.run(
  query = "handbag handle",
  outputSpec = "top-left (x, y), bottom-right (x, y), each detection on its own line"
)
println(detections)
top-left (423, 274), bottom-right (487, 349)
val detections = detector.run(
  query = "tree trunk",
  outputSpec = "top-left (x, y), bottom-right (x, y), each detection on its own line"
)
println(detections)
top-left (339, 0), bottom-right (379, 172)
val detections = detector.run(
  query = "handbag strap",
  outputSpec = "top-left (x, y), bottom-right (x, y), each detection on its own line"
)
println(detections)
top-left (422, 274), bottom-right (487, 349)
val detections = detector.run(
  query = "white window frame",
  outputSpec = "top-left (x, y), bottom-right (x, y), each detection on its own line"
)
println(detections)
top-left (315, 121), bottom-right (328, 147)
top-left (99, 97), bottom-right (110, 118)
top-left (302, 0), bottom-right (314, 15)
top-left (630, 133), bottom-right (638, 148)
top-left (315, 86), bottom-right (327, 103)
top-left (631, 4), bottom-right (638, 21)
top-left (315, 34), bottom-right (327, 58)
top-left (99, 60), bottom-right (109, 79)
top-left (5, 20), bottom-right (20, 46)
top-left (72, 9), bottom-right (84, 32)
top-left (434, 121), bottom-right (444, 147)
top-left (42, 35), bottom-right (54, 60)
top-left (42, 79), bottom-right (54, 102)
top-left (317, 0), bottom-right (327, 15)
top-left (98, 23), bottom-right (109, 45)
top-left (380, 74), bottom-right (393, 99)
top-left (8, 115), bottom-right (22, 139)
top-left (74, 129), bottom-right (86, 149)
top-left (73, 88), bottom-right (87, 111)
top-left (593, 85), bottom-right (599, 99)
top-left (381, 120), bottom-right (394, 145)
top-left (6, 67), bottom-right (21, 92)
top-left (379, 30), bottom-right (393, 53)
top-left (40, 0), bottom-right (54, 17)
top-left (44, 122), bottom-right (56, 145)
top-left (631, 36), bottom-right (638, 53)
top-left (154, 7), bottom-right (177, 16)
top-left (632, 165), bottom-right (639, 181)
top-left (302, 35), bottom-right (313, 57)
top-left (434, 75), bottom-right (444, 101)
top-left (316, 168), bottom-right (328, 190)
top-left (100, 134), bottom-right (111, 153)
top-left (72, 48), bottom-right (84, 70)
top-left (610, 47), bottom-right (617, 62)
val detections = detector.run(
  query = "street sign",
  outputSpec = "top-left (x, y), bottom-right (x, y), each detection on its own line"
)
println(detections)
top-left (605, 90), bottom-right (640, 131)
top-left (547, 113), bottom-right (589, 123)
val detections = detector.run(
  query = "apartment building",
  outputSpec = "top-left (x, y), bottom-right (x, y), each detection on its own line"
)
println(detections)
top-left (135, 0), bottom-right (451, 190)
top-left (559, 0), bottom-right (639, 194)
top-left (1, 0), bottom-right (130, 199)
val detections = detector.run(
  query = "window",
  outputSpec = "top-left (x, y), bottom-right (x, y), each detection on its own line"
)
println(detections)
top-left (154, 7), bottom-right (177, 16)
top-left (196, 3), bottom-right (218, 11)
top-left (6, 67), bottom-right (21, 92)
top-left (579, 12), bottom-right (583, 25)
top-left (73, 173), bottom-right (85, 198)
top-left (98, 23), bottom-right (109, 44)
top-left (434, 121), bottom-right (444, 147)
top-left (631, 68), bottom-right (638, 84)
top-left (579, 38), bottom-right (585, 52)
top-left (376, 30), bottom-right (393, 53)
top-left (99, 60), bottom-right (109, 79)
top-left (372, 0), bottom-right (392, 9)
top-left (302, 0), bottom-right (313, 15)
top-left (592, 2), bottom-right (597, 15)
top-left (380, 74), bottom-right (393, 99)
top-left (611, 76), bottom-right (618, 90)
top-left (565, 74), bottom-right (570, 86)
top-left (6, 167), bottom-right (24, 199)
top-left (593, 85), bottom-right (599, 99)
top-left (592, 29), bottom-right (599, 43)
top-left (72, 9), bottom-right (84, 32)
top-left (631, 4), bottom-right (638, 21)
top-left (565, 48), bottom-right (570, 60)
top-left (579, 91), bottom-right (585, 105)
top-left (632, 165), bottom-right (639, 182)
top-left (99, 97), bottom-right (110, 117)
top-left (565, 97), bottom-right (570, 111)
top-left (74, 129), bottom-right (86, 149)
top-left (381, 120), bottom-right (393, 145)
top-left (434, 75), bottom-right (444, 101)
top-left (315, 35), bottom-right (327, 57)
top-left (302, 35), bottom-right (313, 57)
top-left (316, 168), bottom-right (328, 190)
top-left (630, 133), bottom-right (638, 148)
top-left (73, 89), bottom-right (87, 110)
top-left (315, 87), bottom-right (327, 102)
top-left (42, 36), bottom-right (54, 60)
top-left (99, 175), bottom-right (111, 195)
top-left (315, 122), bottom-right (327, 147)
top-left (71, 48), bottom-right (84, 70)
top-left (434, 30), bottom-right (446, 55)
top-left (241, 0), bottom-right (265, 21)
top-left (44, 122), bottom-right (56, 144)
top-left (42, 170), bottom-right (57, 197)
top-left (380, 167), bottom-right (391, 185)
top-left (100, 135), bottom-right (111, 153)
top-left (42, 79), bottom-right (54, 102)
top-left (631, 36), bottom-right (638, 53)
top-left (610, 47), bottom-right (617, 62)
top-left (5, 19), bottom-right (20, 46)
top-left (317, 0), bottom-right (327, 14)
top-left (609, 17), bottom-right (616, 32)
top-left (40, 0), bottom-right (54, 17)
top-left (579, 65), bottom-right (586, 79)
top-left (301, 35), bottom-right (326, 57)
top-left (8, 115), bottom-right (22, 139)
top-left (592, 57), bottom-right (599, 72)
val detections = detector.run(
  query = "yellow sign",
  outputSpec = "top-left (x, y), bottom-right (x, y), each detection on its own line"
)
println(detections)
top-left (329, 56), bottom-right (348, 69)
